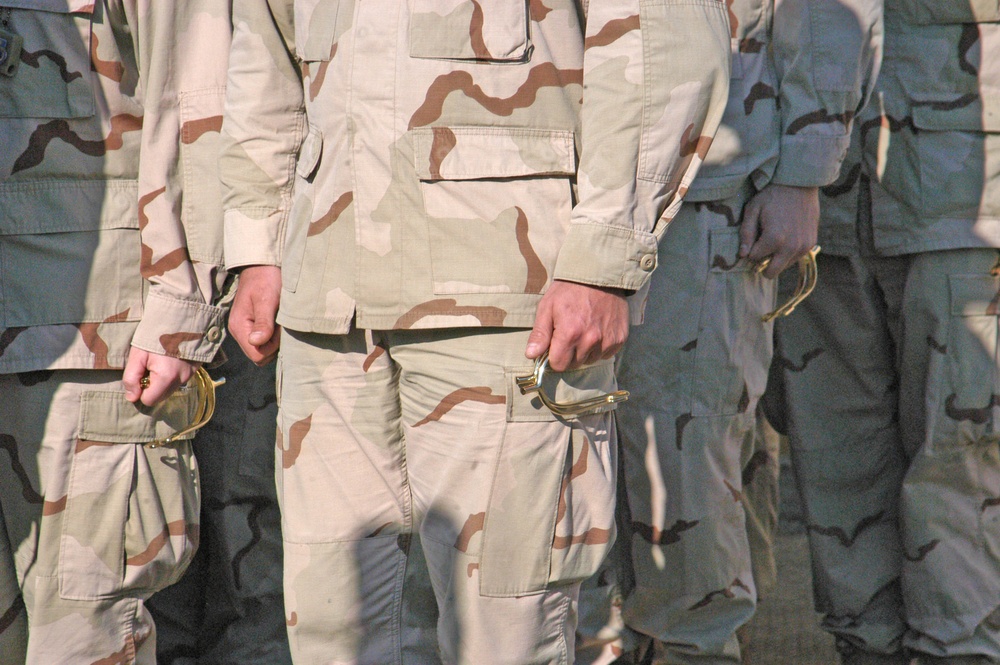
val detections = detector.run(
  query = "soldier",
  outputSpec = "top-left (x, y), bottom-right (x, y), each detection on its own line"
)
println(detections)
top-left (579, 0), bottom-right (882, 663)
top-left (772, 2), bottom-right (1000, 663)
top-left (0, 2), bottom-right (232, 663)
top-left (220, 0), bottom-right (731, 662)
top-left (146, 332), bottom-right (292, 665)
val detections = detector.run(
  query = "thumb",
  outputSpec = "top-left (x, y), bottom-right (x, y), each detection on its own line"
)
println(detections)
top-left (247, 295), bottom-right (275, 347)
top-left (740, 199), bottom-right (762, 258)
top-left (122, 348), bottom-right (149, 404)
top-left (525, 300), bottom-right (554, 359)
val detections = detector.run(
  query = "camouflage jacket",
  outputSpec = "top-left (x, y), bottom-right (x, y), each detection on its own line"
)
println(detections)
top-left (821, 0), bottom-right (1000, 256)
top-left (0, 0), bottom-right (233, 374)
top-left (221, 0), bottom-right (731, 333)
top-left (688, 0), bottom-right (882, 202)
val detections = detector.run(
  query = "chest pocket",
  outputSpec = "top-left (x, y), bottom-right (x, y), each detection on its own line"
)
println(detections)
top-left (410, 0), bottom-right (530, 62)
top-left (0, 0), bottom-right (95, 118)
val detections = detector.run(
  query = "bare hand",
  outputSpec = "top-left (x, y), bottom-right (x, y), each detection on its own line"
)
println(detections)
top-left (229, 265), bottom-right (282, 366)
top-left (525, 280), bottom-right (629, 372)
top-left (739, 184), bottom-right (819, 279)
top-left (123, 348), bottom-right (198, 406)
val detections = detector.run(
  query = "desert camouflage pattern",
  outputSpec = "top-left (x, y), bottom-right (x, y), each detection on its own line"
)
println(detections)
top-left (819, 0), bottom-right (1000, 257)
top-left (147, 333), bottom-right (291, 665)
top-left (0, 0), bottom-right (233, 374)
top-left (221, 0), bottom-right (732, 331)
top-left (0, 370), bottom-right (202, 664)
top-left (770, 2), bottom-right (1000, 662)
top-left (276, 327), bottom-right (617, 664)
top-left (574, 0), bottom-right (882, 662)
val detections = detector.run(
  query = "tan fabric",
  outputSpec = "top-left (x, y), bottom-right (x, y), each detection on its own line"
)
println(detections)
top-left (276, 327), bottom-right (617, 664)
top-left (0, 1), bottom-right (234, 373)
top-left (220, 0), bottom-right (734, 331)
top-left (0, 370), bottom-right (201, 665)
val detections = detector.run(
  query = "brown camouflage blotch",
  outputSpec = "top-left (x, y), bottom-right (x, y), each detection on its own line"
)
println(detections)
top-left (141, 245), bottom-right (190, 279)
top-left (0, 327), bottom-right (26, 359)
top-left (737, 382), bottom-right (750, 413)
top-left (555, 441), bottom-right (590, 526)
top-left (283, 414), bottom-right (313, 469)
top-left (926, 335), bottom-right (948, 355)
top-left (807, 510), bottom-right (886, 548)
top-left (90, 32), bottom-right (125, 82)
top-left (982, 496), bottom-right (1000, 512)
top-left (0, 594), bottom-right (25, 636)
top-left (76, 439), bottom-right (114, 454)
top-left (743, 82), bottom-right (778, 116)
top-left (42, 495), bottom-right (67, 516)
top-left (958, 24), bottom-right (979, 76)
top-left (159, 331), bottom-right (203, 357)
top-left (675, 412), bottom-right (693, 450)
top-left (469, 1), bottom-right (492, 59)
top-left (89, 646), bottom-right (130, 665)
top-left (688, 577), bottom-right (750, 611)
top-left (104, 113), bottom-right (144, 151)
top-left (552, 527), bottom-right (612, 549)
top-left (367, 522), bottom-right (393, 537)
top-left (125, 519), bottom-right (191, 566)
top-left (528, 0), bottom-right (553, 22)
top-left (393, 299), bottom-right (508, 328)
top-left (944, 394), bottom-right (1000, 425)
top-left (76, 323), bottom-right (111, 369)
top-left (723, 479), bottom-right (741, 503)
top-left (786, 109), bottom-right (853, 136)
top-left (987, 289), bottom-right (1000, 316)
top-left (631, 518), bottom-right (699, 546)
top-left (725, 0), bottom-right (738, 38)
top-left (13, 120), bottom-right (101, 174)
top-left (879, 113), bottom-right (917, 135)
top-left (467, 562), bottom-right (479, 578)
top-left (409, 64), bottom-right (583, 129)
top-left (712, 253), bottom-right (738, 271)
top-left (515, 207), bottom-right (548, 294)
top-left (454, 512), bottom-right (486, 553)
top-left (138, 186), bottom-right (167, 230)
top-left (20, 49), bottom-right (84, 83)
top-left (307, 191), bottom-right (353, 237)
top-left (904, 539), bottom-right (940, 562)
top-left (774, 348), bottom-right (824, 373)
top-left (739, 38), bottom-right (764, 54)
top-left (412, 386), bottom-right (505, 427)
top-left (308, 43), bottom-right (337, 101)
top-left (583, 15), bottom-right (640, 51)
top-left (821, 162), bottom-right (861, 198)
top-left (681, 339), bottom-right (698, 352)
top-left (679, 123), bottom-right (713, 159)
top-left (704, 200), bottom-right (738, 226)
top-left (428, 127), bottom-right (458, 180)
top-left (181, 116), bottom-right (224, 144)
top-left (362, 341), bottom-right (387, 373)
top-left (287, 612), bottom-right (298, 627)
top-left (912, 94), bottom-right (977, 113)
top-left (104, 308), bottom-right (132, 324)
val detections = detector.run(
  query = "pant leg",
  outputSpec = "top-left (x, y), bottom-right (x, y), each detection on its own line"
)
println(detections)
top-left (741, 406), bottom-right (780, 602)
top-left (775, 250), bottom-right (909, 658)
top-left (0, 369), bottom-right (201, 665)
top-left (897, 248), bottom-right (1000, 660)
top-left (0, 499), bottom-right (27, 665)
top-left (613, 192), bottom-right (776, 665)
top-left (148, 333), bottom-right (292, 665)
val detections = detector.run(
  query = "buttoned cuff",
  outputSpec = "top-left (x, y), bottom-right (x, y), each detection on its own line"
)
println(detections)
top-left (552, 221), bottom-right (659, 292)
top-left (772, 134), bottom-right (850, 188)
top-left (224, 207), bottom-right (285, 270)
top-left (131, 292), bottom-right (227, 363)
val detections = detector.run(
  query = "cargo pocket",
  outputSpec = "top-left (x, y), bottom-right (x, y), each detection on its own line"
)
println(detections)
top-left (409, 0), bottom-right (530, 62)
top-left (477, 360), bottom-right (617, 597)
top-left (411, 126), bottom-right (575, 296)
top-left (927, 273), bottom-right (1000, 454)
top-left (58, 387), bottom-right (201, 600)
top-left (0, 181), bottom-right (143, 327)
top-left (0, 1), bottom-right (95, 119)
top-left (689, 227), bottom-right (774, 417)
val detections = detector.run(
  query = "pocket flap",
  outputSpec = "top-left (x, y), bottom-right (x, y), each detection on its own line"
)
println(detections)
top-left (411, 127), bottom-right (576, 181)
top-left (410, 0), bottom-right (529, 61)
top-left (950, 274), bottom-right (1000, 317)
top-left (912, 91), bottom-right (1000, 134)
top-left (79, 388), bottom-right (201, 444)
top-left (296, 125), bottom-right (324, 179)
top-left (294, 0), bottom-right (347, 61)
top-left (3, 1), bottom-right (94, 13)
top-left (709, 227), bottom-right (752, 273)
top-left (505, 359), bottom-right (617, 423)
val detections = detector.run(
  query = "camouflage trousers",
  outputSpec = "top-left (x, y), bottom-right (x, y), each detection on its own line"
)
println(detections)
top-left (773, 245), bottom-right (1000, 661)
top-left (147, 335), bottom-right (291, 664)
top-left (276, 326), bottom-right (618, 665)
top-left (0, 369), bottom-right (201, 665)
top-left (577, 193), bottom-right (777, 665)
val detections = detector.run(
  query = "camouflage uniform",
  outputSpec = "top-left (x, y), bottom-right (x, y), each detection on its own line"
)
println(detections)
top-left (0, 2), bottom-right (231, 662)
top-left (773, 2), bottom-right (1000, 662)
top-left (582, 1), bottom-right (883, 663)
top-left (146, 333), bottom-right (292, 665)
top-left (220, 0), bottom-right (732, 662)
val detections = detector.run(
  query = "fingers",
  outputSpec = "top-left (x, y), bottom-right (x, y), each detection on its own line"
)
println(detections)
top-left (525, 299), bottom-right (554, 361)
top-left (122, 348), bottom-right (198, 407)
top-left (229, 266), bottom-right (282, 366)
top-left (528, 281), bottom-right (629, 372)
top-left (122, 347), bottom-right (149, 403)
top-left (739, 198), bottom-right (762, 259)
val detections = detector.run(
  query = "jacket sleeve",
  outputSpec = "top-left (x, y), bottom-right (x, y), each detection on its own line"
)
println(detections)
top-left (770, 0), bottom-right (883, 187)
top-left (899, 0), bottom-right (1000, 24)
top-left (552, 0), bottom-right (732, 292)
top-left (219, 0), bottom-right (305, 271)
top-left (128, 0), bottom-right (233, 363)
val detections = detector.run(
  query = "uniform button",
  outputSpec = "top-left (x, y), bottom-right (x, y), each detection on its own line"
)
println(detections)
top-left (639, 254), bottom-right (656, 271)
top-left (206, 326), bottom-right (223, 343)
